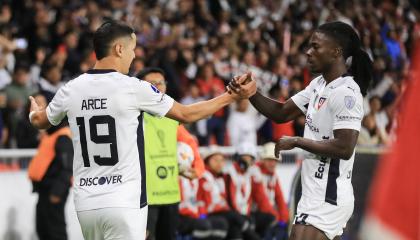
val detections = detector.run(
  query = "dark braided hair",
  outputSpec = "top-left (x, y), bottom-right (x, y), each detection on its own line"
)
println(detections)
top-left (316, 21), bottom-right (373, 96)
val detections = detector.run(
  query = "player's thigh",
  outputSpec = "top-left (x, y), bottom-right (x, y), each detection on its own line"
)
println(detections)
top-left (77, 210), bottom-right (104, 240)
top-left (290, 224), bottom-right (330, 240)
top-left (102, 207), bottom-right (148, 240)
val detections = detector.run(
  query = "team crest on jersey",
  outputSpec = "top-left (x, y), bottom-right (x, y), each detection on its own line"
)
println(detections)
top-left (344, 96), bottom-right (356, 109)
top-left (317, 97), bottom-right (327, 110)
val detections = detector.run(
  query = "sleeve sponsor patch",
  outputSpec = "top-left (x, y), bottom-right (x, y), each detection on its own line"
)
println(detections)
top-left (335, 115), bottom-right (362, 121)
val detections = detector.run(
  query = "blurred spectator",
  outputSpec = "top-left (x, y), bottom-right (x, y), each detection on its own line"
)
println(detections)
top-left (181, 82), bottom-right (208, 144)
top-left (227, 99), bottom-right (266, 147)
top-left (249, 142), bottom-right (289, 239)
top-left (29, 47), bottom-right (47, 88)
top-left (198, 149), bottom-right (253, 240)
top-left (269, 82), bottom-right (296, 141)
top-left (367, 95), bottom-right (389, 133)
top-left (358, 114), bottom-right (389, 145)
top-left (196, 62), bottom-right (227, 145)
top-left (0, 56), bottom-right (11, 89)
top-left (4, 64), bottom-right (37, 147)
top-left (224, 142), bottom-right (275, 239)
top-left (177, 131), bottom-right (228, 240)
top-left (39, 63), bottom-right (64, 103)
top-left (16, 93), bottom-right (46, 149)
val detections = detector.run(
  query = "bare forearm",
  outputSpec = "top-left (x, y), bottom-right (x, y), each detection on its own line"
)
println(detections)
top-left (187, 93), bottom-right (233, 122)
top-left (168, 93), bottom-right (235, 123)
top-left (296, 137), bottom-right (354, 160)
top-left (249, 92), bottom-right (286, 123)
top-left (249, 92), bottom-right (303, 123)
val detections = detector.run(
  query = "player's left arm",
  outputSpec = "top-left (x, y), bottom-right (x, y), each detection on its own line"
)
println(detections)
top-left (276, 129), bottom-right (359, 160)
top-left (275, 87), bottom-right (363, 160)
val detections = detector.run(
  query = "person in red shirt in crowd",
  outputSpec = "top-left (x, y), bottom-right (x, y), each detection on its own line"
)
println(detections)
top-left (177, 127), bottom-right (229, 240)
top-left (197, 148), bottom-right (256, 240)
top-left (250, 142), bottom-right (290, 239)
top-left (271, 80), bottom-right (295, 140)
top-left (196, 62), bottom-right (227, 145)
top-left (225, 142), bottom-right (279, 239)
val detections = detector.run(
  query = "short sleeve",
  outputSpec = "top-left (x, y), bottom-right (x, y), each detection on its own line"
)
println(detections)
top-left (135, 80), bottom-right (174, 117)
top-left (329, 87), bottom-right (364, 131)
top-left (291, 80), bottom-right (316, 114)
top-left (46, 84), bottom-right (70, 126)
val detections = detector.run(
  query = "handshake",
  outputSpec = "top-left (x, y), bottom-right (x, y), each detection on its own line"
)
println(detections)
top-left (226, 72), bottom-right (258, 99)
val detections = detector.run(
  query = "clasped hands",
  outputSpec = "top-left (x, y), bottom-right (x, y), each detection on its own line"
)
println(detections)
top-left (226, 72), bottom-right (257, 99)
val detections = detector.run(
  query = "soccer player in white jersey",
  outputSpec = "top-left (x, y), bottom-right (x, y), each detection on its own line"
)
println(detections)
top-left (28, 20), bottom-right (256, 240)
top-left (227, 21), bottom-right (373, 240)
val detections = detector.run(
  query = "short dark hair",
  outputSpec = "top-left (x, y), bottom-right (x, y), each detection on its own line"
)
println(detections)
top-left (93, 20), bottom-right (134, 60)
top-left (13, 63), bottom-right (30, 73)
top-left (136, 67), bottom-right (165, 79)
top-left (41, 62), bottom-right (60, 78)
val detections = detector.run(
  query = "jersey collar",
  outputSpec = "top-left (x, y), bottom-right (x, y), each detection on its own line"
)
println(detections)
top-left (325, 73), bottom-right (351, 89)
top-left (86, 69), bottom-right (117, 74)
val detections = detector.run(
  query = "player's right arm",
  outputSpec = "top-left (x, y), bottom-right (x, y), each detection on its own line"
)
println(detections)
top-left (166, 93), bottom-right (236, 123)
top-left (138, 73), bottom-right (256, 123)
top-left (167, 74), bottom-right (256, 123)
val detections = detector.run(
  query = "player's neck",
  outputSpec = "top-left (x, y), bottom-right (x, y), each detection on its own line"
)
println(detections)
top-left (322, 64), bottom-right (347, 83)
top-left (94, 57), bottom-right (122, 73)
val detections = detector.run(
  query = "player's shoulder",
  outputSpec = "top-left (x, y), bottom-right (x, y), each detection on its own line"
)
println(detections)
top-left (331, 76), bottom-right (362, 98)
top-left (128, 76), bottom-right (162, 94)
top-left (308, 75), bottom-right (324, 88)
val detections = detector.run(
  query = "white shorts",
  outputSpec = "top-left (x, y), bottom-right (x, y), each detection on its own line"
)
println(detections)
top-left (294, 196), bottom-right (353, 240)
top-left (77, 206), bottom-right (148, 240)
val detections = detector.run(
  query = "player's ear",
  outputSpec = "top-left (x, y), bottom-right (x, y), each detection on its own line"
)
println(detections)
top-left (334, 47), bottom-right (343, 59)
top-left (114, 42), bottom-right (123, 58)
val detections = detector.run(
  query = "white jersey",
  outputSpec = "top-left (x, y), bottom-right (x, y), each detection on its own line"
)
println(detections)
top-left (291, 75), bottom-right (363, 206)
top-left (46, 69), bottom-right (174, 211)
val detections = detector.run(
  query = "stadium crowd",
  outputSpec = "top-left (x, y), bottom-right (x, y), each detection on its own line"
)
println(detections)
top-left (0, 0), bottom-right (418, 149)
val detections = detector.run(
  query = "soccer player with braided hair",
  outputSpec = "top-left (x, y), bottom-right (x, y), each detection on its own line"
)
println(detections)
top-left (227, 21), bottom-right (373, 240)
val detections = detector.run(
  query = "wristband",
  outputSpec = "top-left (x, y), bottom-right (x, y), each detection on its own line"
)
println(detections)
top-left (29, 111), bottom-right (36, 123)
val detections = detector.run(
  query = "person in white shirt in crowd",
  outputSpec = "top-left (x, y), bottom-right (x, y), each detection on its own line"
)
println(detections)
top-left (358, 114), bottom-right (389, 145)
top-left (367, 95), bottom-right (389, 134)
top-left (227, 99), bottom-right (266, 147)
top-left (38, 63), bottom-right (64, 103)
